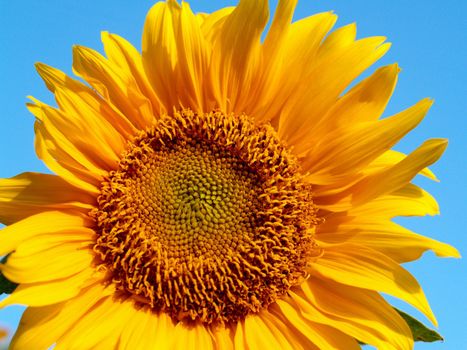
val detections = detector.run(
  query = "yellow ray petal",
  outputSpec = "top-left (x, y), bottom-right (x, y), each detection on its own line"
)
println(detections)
top-left (32, 101), bottom-right (119, 175)
top-left (12, 229), bottom-right (95, 259)
top-left (151, 312), bottom-right (177, 349)
top-left (312, 63), bottom-right (400, 135)
top-left (32, 110), bottom-right (101, 194)
top-left (351, 138), bottom-right (447, 205)
top-left (143, 1), bottom-right (182, 110)
top-left (248, 0), bottom-right (299, 123)
top-left (0, 268), bottom-right (94, 308)
top-left (173, 323), bottom-right (214, 350)
top-left (0, 172), bottom-right (94, 225)
top-left (316, 138), bottom-right (447, 211)
top-left (365, 149), bottom-right (437, 180)
top-left (265, 0), bottom-right (298, 50)
top-left (260, 307), bottom-right (319, 350)
top-left (233, 321), bottom-right (247, 349)
top-left (310, 244), bottom-right (437, 325)
top-left (272, 300), bottom-right (360, 349)
top-left (55, 296), bottom-right (134, 350)
top-left (178, 2), bottom-right (211, 110)
top-left (244, 312), bottom-right (295, 350)
top-left (293, 276), bottom-right (413, 350)
top-left (199, 7), bottom-right (234, 43)
top-left (9, 304), bottom-right (62, 350)
top-left (210, 325), bottom-right (235, 350)
top-left (117, 307), bottom-right (155, 350)
top-left (139, 1), bottom-right (211, 111)
top-left (0, 211), bottom-right (91, 256)
top-left (308, 151), bottom-right (437, 199)
top-left (279, 27), bottom-right (390, 152)
top-left (35, 62), bottom-right (138, 138)
top-left (255, 12), bottom-right (337, 124)
top-left (73, 45), bottom-right (154, 129)
top-left (349, 183), bottom-right (440, 218)
top-left (101, 32), bottom-right (164, 115)
top-left (10, 283), bottom-right (110, 350)
top-left (208, 0), bottom-right (269, 112)
top-left (317, 219), bottom-right (460, 262)
top-left (303, 99), bottom-right (432, 185)
top-left (52, 88), bottom-right (127, 166)
top-left (2, 242), bottom-right (93, 284)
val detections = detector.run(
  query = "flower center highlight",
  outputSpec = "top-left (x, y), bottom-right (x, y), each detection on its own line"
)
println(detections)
top-left (92, 110), bottom-right (319, 325)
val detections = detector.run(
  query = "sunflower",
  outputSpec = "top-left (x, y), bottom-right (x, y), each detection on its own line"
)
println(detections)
top-left (0, 0), bottom-right (459, 349)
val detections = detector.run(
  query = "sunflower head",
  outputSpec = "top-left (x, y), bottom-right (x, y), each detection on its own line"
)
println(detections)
top-left (92, 109), bottom-right (319, 325)
top-left (0, 0), bottom-right (459, 349)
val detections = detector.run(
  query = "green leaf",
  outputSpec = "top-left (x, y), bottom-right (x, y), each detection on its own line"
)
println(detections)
top-left (0, 255), bottom-right (18, 294)
top-left (395, 308), bottom-right (444, 343)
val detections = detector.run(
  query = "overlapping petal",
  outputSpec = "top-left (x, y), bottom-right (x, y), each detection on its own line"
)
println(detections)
top-left (0, 172), bottom-right (94, 225)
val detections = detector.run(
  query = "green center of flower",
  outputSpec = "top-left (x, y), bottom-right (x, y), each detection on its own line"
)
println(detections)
top-left (92, 110), bottom-right (319, 325)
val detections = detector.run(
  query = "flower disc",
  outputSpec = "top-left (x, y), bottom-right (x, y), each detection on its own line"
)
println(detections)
top-left (92, 110), bottom-right (319, 325)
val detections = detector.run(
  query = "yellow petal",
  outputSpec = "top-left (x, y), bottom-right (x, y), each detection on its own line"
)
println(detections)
top-left (233, 321), bottom-right (247, 349)
top-left (210, 325), bottom-right (234, 350)
top-left (272, 300), bottom-right (360, 349)
top-left (32, 111), bottom-right (101, 194)
top-left (199, 7), bottom-right (235, 43)
top-left (0, 211), bottom-right (91, 256)
top-left (294, 276), bottom-right (413, 350)
top-left (173, 323), bottom-right (214, 350)
top-left (349, 183), bottom-right (440, 218)
top-left (244, 312), bottom-right (295, 350)
top-left (151, 312), bottom-right (177, 349)
top-left (259, 307), bottom-right (319, 350)
top-left (143, 1), bottom-right (181, 110)
top-left (0, 268), bottom-right (94, 308)
top-left (73, 45), bottom-right (154, 129)
top-left (303, 99), bottom-right (432, 185)
top-left (316, 138), bottom-right (447, 211)
top-left (317, 219), bottom-right (460, 262)
top-left (141, 1), bottom-right (211, 111)
top-left (0, 172), bottom-right (93, 225)
top-left (52, 87), bottom-right (127, 167)
top-left (249, 0), bottom-right (299, 123)
top-left (9, 304), bottom-right (62, 350)
top-left (365, 149), bottom-right (437, 181)
top-left (208, 0), bottom-right (269, 112)
top-left (256, 12), bottom-right (337, 124)
top-left (352, 138), bottom-right (447, 205)
top-left (118, 308), bottom-right (176, 350)
top-left (33, 101), bottom-right (118, 175)
top-left (310, 244), bottom-right (437, 325)
top-left (10, 283), bottom-right (109, 350)
top-left (2, 242), bottom-right (93, 284)
top-left (279, 27), bottom-right (390, 152)
top-left (101, 31), bottom-right (164, 115)
top-left (312, 63), bottom-right (400, 136)
top-left (35, 62), bottom-right (137, 138)
top-left (117, 306), bottom-right (153, 350)
top-left (12, 231), bottom-right (94, 260)
top-left (178, 3), bottom-right (211, 110)
top-left (55, 296), bottom-right (133, 350)
top-left (263, 0), bottom-right (298, 52)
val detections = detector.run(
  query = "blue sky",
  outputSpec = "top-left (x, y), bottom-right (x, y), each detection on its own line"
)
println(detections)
top-left (0, 0), bottom-right (465, 349)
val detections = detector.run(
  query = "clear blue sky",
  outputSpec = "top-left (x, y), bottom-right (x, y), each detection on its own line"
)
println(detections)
top-left (0, 1), bottom-right (465, 349)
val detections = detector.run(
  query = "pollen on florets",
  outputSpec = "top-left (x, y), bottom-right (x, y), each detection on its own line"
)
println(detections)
top-left (91, 110), bottom-right (320, 325)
